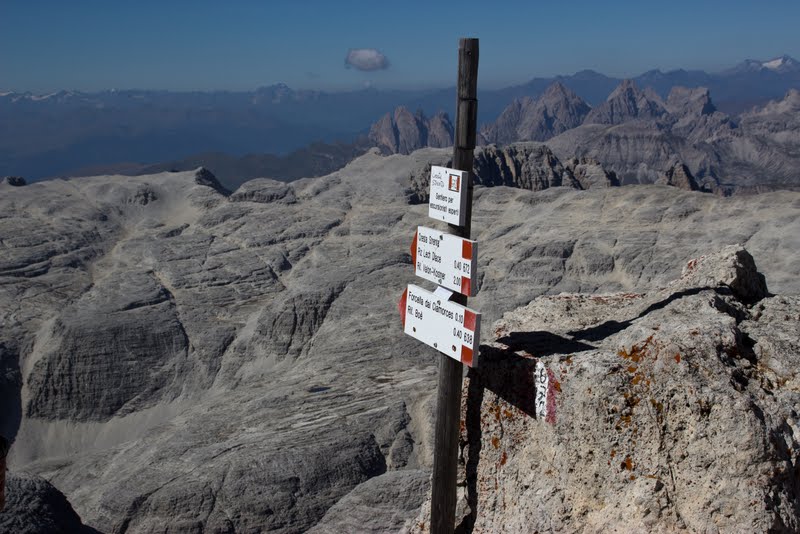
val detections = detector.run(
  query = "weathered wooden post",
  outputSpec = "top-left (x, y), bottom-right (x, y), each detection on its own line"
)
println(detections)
top-left (399, 37), bottom-right (479, 533)
top-left (430, 37), bottom-right (479, 534)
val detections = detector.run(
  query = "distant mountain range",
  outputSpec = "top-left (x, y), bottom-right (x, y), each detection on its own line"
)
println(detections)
top-left (370, 79), bottom-right (800, 195)
top-left (1, 55), bottom-right (798, 182)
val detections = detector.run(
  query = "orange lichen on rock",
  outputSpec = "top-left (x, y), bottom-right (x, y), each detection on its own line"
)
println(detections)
top-left (491, 436), bottom-right (500, 449)
top-left (622, 456), bottom-right (633, 471)
top-left (617, 335), bottom-right (654, 363)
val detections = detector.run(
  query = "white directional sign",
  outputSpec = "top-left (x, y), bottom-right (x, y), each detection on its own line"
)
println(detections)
top-left (411, 226), bottom-right (478, 297)
top-left (399, 284), bottom-right (481, 367)
top-left (428, 166), bottom-right (468, 226)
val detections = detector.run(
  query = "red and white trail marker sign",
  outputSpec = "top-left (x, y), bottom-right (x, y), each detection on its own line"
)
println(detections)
top-left (411, 226), bottom-right (478, 297)
top-left (399, 284), bottom-right (481, 367)
top-left (428, 166), bottom-right (468, 226)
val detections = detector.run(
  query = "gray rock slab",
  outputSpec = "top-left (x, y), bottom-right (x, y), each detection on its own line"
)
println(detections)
top-left (307, 470), bottom-right (430, 534)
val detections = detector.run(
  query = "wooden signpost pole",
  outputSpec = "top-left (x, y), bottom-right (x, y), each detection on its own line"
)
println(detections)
top-left (430, 37), bottom-right (478, 534)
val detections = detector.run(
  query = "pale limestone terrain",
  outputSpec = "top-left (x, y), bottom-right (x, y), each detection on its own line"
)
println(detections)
top-left (1, 147), bottom-right (799, 532)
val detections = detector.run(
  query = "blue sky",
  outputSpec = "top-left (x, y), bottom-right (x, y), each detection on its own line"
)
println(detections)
top-left (3, 0), bottom-right (799, 93)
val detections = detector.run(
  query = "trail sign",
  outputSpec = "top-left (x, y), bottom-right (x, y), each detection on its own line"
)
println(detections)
top-left (428, 166), bottom-right (469, 226)
top-left (411, 226), bottom-right (478, 297)
top-left (399, 284), bottom-right (481, 367)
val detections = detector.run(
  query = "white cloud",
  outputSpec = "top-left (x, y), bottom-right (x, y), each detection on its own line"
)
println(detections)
top-left (345, 48), bottom-right (390, 71)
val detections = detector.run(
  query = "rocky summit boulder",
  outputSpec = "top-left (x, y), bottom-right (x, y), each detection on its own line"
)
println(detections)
top-left (411, 246), bottom-right (799, 533)
top-left (655, 162), bottom-right (702, 191)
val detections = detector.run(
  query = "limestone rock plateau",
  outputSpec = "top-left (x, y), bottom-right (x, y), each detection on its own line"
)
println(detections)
top-left (1, 149), bottom-right (799, 532)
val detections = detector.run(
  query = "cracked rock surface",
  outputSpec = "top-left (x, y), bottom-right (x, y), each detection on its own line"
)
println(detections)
top-left (1, 149), bottom-right (799, 532)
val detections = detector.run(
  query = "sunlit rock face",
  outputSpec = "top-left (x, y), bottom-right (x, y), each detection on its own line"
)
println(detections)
top-left (410, 247), bottom-right (800, 533)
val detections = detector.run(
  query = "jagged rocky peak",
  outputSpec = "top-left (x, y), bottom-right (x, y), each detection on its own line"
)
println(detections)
top-left (540, 80), bottom-right (582, 104)
top-left (473, 143), bottom-right (582, 191)
top-left (656, 162), bottom-right (701, 191)
top-left (747, 88), bottom-right (800, 116)
top-left (368, 107), bottom-right (453, 155)
top-left (666, 86), bottom-right (716, 117)
top-left (479, 98), bottom-right (528, 144)
top-left (193, 166), bottom-right (230, 196)
top-left (738, 88), bottom-right (800, 154)
top-left (584, 78), bottom-right (667, 125)
top-left (535, 81), bottom-right (592, 131)
top-left (426, 110), bottom-right (455, 149)
top-left (481, 82), bottom-right (590, 144)
top-left (406, 143), bottom-right (595, 203)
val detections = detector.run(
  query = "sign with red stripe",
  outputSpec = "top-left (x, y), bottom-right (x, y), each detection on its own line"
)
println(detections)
top-left (401, 284), bottom-right (481, 367)
top-left (411, 226), bottom-right (478, 297)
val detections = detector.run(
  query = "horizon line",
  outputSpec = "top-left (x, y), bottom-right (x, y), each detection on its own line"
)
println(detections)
top-left (2, 54), bottom-right (796, 96)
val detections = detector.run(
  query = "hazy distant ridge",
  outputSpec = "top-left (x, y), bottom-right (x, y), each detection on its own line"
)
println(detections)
top-left (1, 55), bottom-right (798, 181)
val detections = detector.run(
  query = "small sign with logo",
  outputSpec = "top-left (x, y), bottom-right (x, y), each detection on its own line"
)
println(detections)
top-left (428, 166), bottom-right (468, 226)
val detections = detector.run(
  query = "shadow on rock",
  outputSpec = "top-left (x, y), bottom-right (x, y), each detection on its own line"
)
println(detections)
top-left (569, 286), bottom-right (721, 342)
top-left (456, 345), bottom-right (546, 533)
top-left (495, 331), bottom-right (594, 357)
